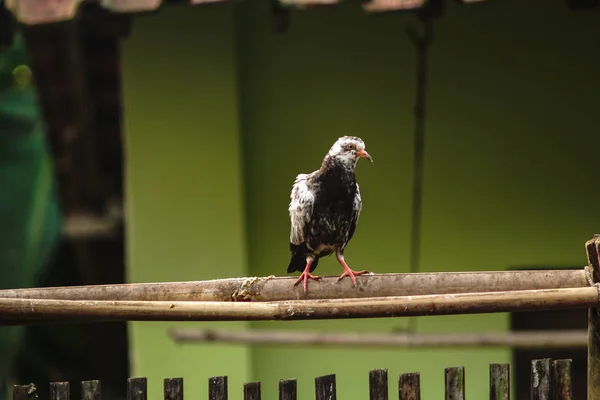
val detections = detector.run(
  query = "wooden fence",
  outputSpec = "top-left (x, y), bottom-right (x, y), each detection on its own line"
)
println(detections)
top-left (13, 359), bottom-right (573, 400)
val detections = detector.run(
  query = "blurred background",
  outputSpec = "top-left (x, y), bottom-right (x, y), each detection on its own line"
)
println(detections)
top-left (0, 0), bottom-right (599, 398)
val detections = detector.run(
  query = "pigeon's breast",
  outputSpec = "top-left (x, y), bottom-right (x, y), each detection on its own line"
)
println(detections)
top-left (308, 194), bottom-right (356, 248)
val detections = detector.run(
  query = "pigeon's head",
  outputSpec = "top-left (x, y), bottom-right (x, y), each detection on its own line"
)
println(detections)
top-left (325, 136), bottom-right (373, 168)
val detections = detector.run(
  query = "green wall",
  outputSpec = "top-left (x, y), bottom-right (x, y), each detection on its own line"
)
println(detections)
top-left (123, 0), bottom-right (600, 398)
top-left (121, 4), bottom-right (251, 400)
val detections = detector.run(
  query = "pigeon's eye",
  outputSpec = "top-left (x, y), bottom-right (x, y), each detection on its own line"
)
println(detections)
top-left (346, 144), bottom-right (356, 151)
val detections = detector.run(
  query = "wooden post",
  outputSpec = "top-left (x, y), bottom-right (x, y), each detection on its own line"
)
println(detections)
top-left (279, 379), bottom-right (297, 400)
top-left (398, 373), bottom-right (420, 400)
top-left (489, 363), bottom-right (509, 400)
top-left (209, 377), bottom-right (228, 400)
top-left (551, 360), bottom-right (572, 400)
top-left (12, 384), bottom-right (38, 400)
top-left (444, 367), bottom-right (465, 400)
top-left (369, 369), bottom-right (388, 400)
top-left (315, 374), bottom-right (336, 400)
top-left (50, 382), bottom-right (69, 400)
top-left (244, 382), bottom-right (261, 400)
top-left (587, 235), bottom-right (600, 400)
top-left (164, 378), bottom-right (183, 400)
top-left (531, 359), bottom-right (551, 400)
top-left (127, 378), bottom-right (147, 400)
top-left (81, 381), bottom-right (101, 400)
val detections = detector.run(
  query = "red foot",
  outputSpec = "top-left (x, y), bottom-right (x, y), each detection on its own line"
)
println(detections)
top-left (294, 270), bottom-right (321, 293)
top-left (293, 259), bottom-right (321, 293)
top-left (337, 266), bottom-right (367, 286)
top-left (337, 258), bottom-right (367, 286)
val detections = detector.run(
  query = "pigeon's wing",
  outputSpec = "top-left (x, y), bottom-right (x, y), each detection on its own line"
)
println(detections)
top-left (288, 173), bottom-right (315, 245)
top-left (343, 183), bottom-right (363, 248)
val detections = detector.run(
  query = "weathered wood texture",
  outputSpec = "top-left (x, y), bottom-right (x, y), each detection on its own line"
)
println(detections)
top-left (2, 287), bottom-right (597, 325)
top-left (12, 384), bottom-right (38, 400)
top-left (489, 363), bottom-right (509, 400)
top-left (0, 270), bottom-right (586, 302)
top-left (127, 378), bottom-right (147, 400)
top-left (81, 380), bottom-right (101, 400)
top-left (445, 367), bottom-right (465, 400)
top-left (398, 373), bottom-right (420, 400)
top-left (169, 328), bottom-right (587, 349)
top-left (531, 359), bottom-right (551, 400)
top-left (315, 374), bottom-right (336, 400)
top-left (50, 382), bottom-right (69, 400)
top-left (164, 378), bottom-right (183, 400)
top-left (279, 379), bottom-right (297, 400)
top-left (9, 363), bottom-right (577, 400)
top-left (551, 359), bottom-right (572, 400)
top-left (209, 376), bottom-right (228, 400)
top-left (369, 369), bottom-right (388, 400)
top-left (586, 235), bottom-right (600, 400)
top-left (244, 382), bottom-right (261, 400)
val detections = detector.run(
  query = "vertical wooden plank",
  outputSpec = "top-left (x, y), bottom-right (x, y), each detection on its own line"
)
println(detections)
top-left (398, 373), bottom-right (421, 400)
top-left (369, 369), bottom-right (388, 400)
top-left (164, 378), bottom-right (183, 400)
top-left (12, 384), bottom-right (38, 400)
top-left (445, 367), bottom-right (465, 400)
top-left (279, 379), bottom-right (297, 400)
top-left (551, 359), bottom-right (572, 400)
top-left (209, 376), bottom-right (228, 400)
top-left (315, 374), bottom-right (336, 400)
top-left (489, 364), bottom-right (510, 400)
top-left (128, 378), bottom-right (147, 400)
top-left (82, 380), bottom-right (101, 400)
top-left (586, 235), bottom-right (600, 400)
top-left (50, 382), bottom-right (70, 400)
top-left (531, 359), bottom-right (552, 400)
top-left (244, 382), bottom-right (261, 400)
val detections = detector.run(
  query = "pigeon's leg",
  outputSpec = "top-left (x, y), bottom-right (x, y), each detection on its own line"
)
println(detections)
top-left (336, 252), bottom-right (367, 286)
top-left (293, 257), bottom-right (321, 293)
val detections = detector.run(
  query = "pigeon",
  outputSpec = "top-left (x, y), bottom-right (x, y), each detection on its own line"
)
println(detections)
top-left (287, 136), bottom-right (373, 293)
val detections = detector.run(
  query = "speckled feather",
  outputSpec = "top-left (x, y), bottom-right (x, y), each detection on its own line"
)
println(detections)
top-left (287, 136), bottom-right (366, 273)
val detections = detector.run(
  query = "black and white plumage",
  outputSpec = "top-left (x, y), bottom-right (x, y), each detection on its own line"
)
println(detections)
top-left (287, 136), bottom-right (373, 292)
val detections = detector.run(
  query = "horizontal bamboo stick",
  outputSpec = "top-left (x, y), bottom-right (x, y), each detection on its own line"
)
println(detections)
top-left (168, 328), bottom-right (588, 349)
top-left (0, 269), bottom-right (587, 303)
top-left (0, 287), bottom-right (596, 324)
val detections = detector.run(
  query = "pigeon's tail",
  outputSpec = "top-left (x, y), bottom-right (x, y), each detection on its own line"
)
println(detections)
top-left (287, 243), bottom-right (319, 273)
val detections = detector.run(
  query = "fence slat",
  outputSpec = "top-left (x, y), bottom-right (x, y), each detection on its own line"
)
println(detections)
top-left (445, 367), bottom-right (465, 400)
top-left (82, 380), bottom-right (101, 400)
top-left (243, 382), bottom-right (261, 400)
top-left (550, 359), bottom-right (572, 400)
top-left (398, 373), bottom-right (420, 400)
top-left (586, 235), bottom-right (600, 400)
top-left (531, 359), bottom-right (551, 400)
top-left (279, 379), bottom-right (297, 400)
top-left (489, 364), bottom-right (509, 400)
top-left (128, 378), bottom-right (147, 400)
top-left (209, 376), bottom-right (228, 400)
top-left (50, 382), bottom-right (69, 400)
top-left (315, 374), bottom-right (336, 400)
top-left (12, 384), bottom-right (38, 400)
top-left (164, 378), bottom-right (183, 400)
top-left (369, 369), bottom-right (388, 400)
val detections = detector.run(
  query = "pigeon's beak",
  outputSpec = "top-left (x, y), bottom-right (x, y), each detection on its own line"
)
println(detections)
top-left (356, 149), bottom-right (373, 162)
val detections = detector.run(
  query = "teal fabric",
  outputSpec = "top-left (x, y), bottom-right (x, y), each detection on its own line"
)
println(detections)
top-left (0, 32), bottom-right (61, 398)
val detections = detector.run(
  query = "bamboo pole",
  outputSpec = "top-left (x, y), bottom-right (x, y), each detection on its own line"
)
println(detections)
top-left (586, 235), bottom-right (600, 400)
top-left (167, 328), bottom-right (588, 349)
top-left (0, 270), bottom-right (587, 303)
top-left (0, 287), bottom-right (597, 325)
